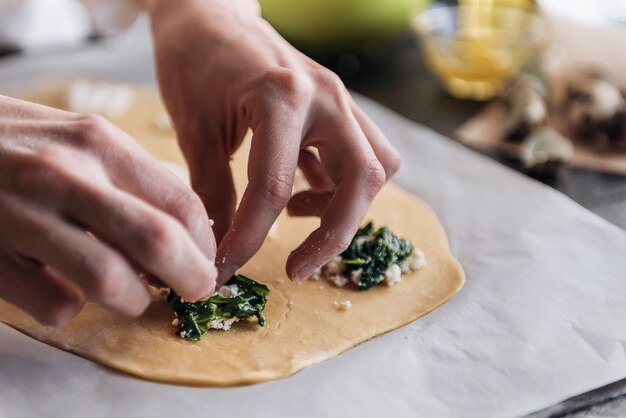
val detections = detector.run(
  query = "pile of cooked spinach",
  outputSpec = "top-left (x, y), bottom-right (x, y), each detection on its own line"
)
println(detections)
top-left (167, 275), bottom-right (270, 341)
top-left (341, 222), bottom-right (414, 290)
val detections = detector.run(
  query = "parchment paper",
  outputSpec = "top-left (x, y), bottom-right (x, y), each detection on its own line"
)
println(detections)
top-left (1, 33), bottom-right (626, 418)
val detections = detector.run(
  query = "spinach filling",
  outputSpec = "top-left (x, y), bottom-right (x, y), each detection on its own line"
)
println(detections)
top-left (340, 222), bottom-right (414, 290)
top-left (167, 275), bottom-right (270, 341)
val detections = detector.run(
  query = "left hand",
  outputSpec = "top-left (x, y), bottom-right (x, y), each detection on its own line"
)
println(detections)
top-left (145, 0), bottom-right (401, 283)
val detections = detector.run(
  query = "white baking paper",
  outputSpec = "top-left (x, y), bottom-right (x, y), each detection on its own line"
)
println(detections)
top-left (0, 42), bottom-right (625, 418)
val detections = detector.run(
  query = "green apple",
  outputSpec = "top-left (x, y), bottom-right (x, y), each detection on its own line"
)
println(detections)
top-left (260, 0), bottom-right (431, 48)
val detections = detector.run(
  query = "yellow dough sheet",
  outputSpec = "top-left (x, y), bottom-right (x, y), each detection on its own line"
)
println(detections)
top-left (0, 85), bottom-right (465, 386)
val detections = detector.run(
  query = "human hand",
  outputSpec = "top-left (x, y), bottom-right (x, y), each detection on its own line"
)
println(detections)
top-left (0, 95), bottom-right (217, 325)
top-left (147, 0), bottom-right (401, 283)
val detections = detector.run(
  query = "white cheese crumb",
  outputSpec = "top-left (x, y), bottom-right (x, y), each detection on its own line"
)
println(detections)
top-left (209, 317), bottom-right (239, 331)
top-left (89, 85), bottom-right (108, 115)
top-left (400, 259), bottom-right (411, 274)
top-left (171, 318), bottom-right (179, 327)
top-left (208, 218), bottom-right (215, 227)
top-left (105, 83), bottom-right (135, 118)
top-left (66, 79), bottom-right (135, 118)
top-left (179, 331), bottom-right (186, 338)
top-left (350, 268), bottom-right (363, 285)
top-left (217, 284), bottom-right (239, 298)
top-left (66, 79), bottom-right (91, 114)
top-left (327, 274), bottom-right (349, 287)
top-left (410, 249), bottom-right (427, 271)
top-left (323, 256), bottom-right (344, 276)
top-left (334, 300), bottom-right (352, 311)
top-left (384, 264), bottom-right (402, 287)
top-left (310, 266), bottom-right (322, 281)
top-left (318, 246), bottom-right (427, 289)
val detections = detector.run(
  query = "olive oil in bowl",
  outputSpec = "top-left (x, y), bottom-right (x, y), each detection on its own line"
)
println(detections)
top-left (413, 1), bottom-right (548, 100)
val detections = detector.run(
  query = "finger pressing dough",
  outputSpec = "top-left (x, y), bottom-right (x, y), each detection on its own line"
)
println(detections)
top-left (0, 85), bottom-right (465, 386)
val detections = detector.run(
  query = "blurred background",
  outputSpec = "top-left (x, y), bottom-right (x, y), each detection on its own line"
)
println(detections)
top-left (266, 0), bottom-right (626, 229)
top-left (1, 0), bottom-right (626, 228)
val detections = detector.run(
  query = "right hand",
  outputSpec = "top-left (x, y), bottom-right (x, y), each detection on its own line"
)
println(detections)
top-left (0, 95), bottom-right (217, 326)
top-left (148, 0), bottom-right (401, 283)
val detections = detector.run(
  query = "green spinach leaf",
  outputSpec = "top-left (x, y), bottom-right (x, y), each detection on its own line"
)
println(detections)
top-left (341, 222), bottom-right (414, 290)
top-left (167, 275), bottom-right (270, 341)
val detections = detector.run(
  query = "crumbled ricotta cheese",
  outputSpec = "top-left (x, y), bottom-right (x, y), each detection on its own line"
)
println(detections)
top-left (410, 249), bottom-right (427, 271)
top-left (334, 300), bottom-right (352, 311)
top-left (350, 268), bottom-right (363, 285)
top-left (319, 246), bottom-right (427, 289)
top-left (327, 274), bottom-right (349, 287)
top-left (384, 264), bottom-right (402, 287)
top-left (400, 259), bottom-right (411, 274)
top-left (179, 331), bottom-right (187, 338)
top-left (105, 84), bottom-right (135, 118)
top-left (66, 79), bottom-right (135, 118)
top-left (67, 79), bottom-right (91, 113)
top-left (310, 266), bottom-right (322, 281)
top-left (171, 318), bottom-right (179, 327)
top-left (209, 317), bottom-right (239, 331)
top-left (323, 256), bottom-right (344, 276)
top-left (217, 284), bottom-right (240, 298)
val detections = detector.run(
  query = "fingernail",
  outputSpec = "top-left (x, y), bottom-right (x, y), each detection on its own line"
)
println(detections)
top-left (197, 262), bottom-right (218, 299)
top-left (218, 264), bottom-right (238, 283)
top-left (292, 263), bottom-right (318, 282)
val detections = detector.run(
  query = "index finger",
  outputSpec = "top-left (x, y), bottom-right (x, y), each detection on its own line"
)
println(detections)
top-left (286, 142), bottom-right (386, 281)
top-left (215, 104), bottom-right (304, 283)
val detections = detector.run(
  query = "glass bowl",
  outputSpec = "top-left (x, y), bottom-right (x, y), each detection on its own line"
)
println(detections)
top-left (412, 4), bottom-right (550, 100)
